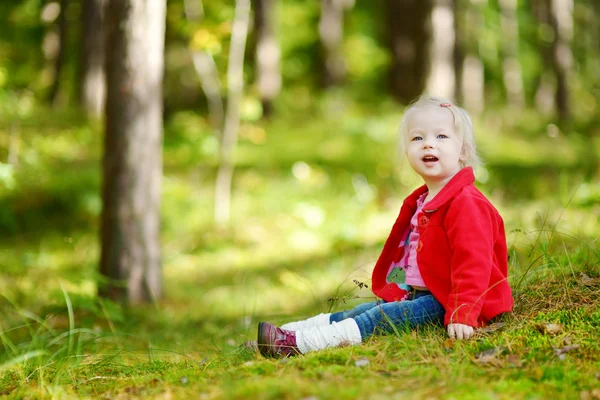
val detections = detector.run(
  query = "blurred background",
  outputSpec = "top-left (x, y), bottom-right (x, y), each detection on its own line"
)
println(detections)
top-left (0, 0), bottom-right (598, 352)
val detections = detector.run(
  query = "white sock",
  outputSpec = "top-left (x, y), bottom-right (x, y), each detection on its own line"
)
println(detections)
top-left (296, 318), bottom-right (362, 354)
top-left (281, 313), bottom-right (331, 331)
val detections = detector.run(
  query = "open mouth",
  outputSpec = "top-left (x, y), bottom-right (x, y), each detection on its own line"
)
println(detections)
top-left (422, 156), bottom-right (438, 162)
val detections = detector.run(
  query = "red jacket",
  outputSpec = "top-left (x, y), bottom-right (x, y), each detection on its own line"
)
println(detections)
top-left (371, 167), bottom-right (513, 327)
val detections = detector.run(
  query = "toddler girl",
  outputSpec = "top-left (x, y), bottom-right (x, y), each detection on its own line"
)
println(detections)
top-left (256, 96), bottom-right (513, 357)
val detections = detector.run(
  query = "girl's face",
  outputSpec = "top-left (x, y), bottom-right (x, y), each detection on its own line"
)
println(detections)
top-left (405, 105), bottom-right (464, 186)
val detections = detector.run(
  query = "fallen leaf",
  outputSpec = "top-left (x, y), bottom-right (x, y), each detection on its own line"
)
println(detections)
top-left (478, 322), bottom-right (505, 334)
top-left (474, 347), bottom-right (506, 367)
top-left (355, 358), bottom-right (370, 367)
top-left (443, 338), bottom-right (455, 350)
top-left (506, 354), bottom-right (523, 367)
top-left (580, 389), bottom-right (600, 400)
top-left (579, 272), bottom-right (594, 285)
top-left (554, 344), bottom-right (580, 360)
top-left (537, 323), bottom-right (564, 335)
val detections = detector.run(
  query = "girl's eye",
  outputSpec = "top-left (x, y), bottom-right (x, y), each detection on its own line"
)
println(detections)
top-left (411, 137), bottom-right (422, 141)
top-left (437, 134), bottom-right (448, 139)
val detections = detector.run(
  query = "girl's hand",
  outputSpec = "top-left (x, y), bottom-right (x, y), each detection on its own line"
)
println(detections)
top-left (447, 323), bottom-right (474, 340)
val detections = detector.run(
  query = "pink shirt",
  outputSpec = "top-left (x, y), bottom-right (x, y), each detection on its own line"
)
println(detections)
top-left (388, 193), bottom-right (427, 288)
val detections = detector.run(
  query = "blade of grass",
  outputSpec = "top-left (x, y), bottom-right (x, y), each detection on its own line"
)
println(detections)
top-left (59, 282), bottom-right (75, 357)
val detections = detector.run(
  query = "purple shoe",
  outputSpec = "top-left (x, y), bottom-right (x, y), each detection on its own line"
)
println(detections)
top-left (257, 322), bottom-right (300, 358)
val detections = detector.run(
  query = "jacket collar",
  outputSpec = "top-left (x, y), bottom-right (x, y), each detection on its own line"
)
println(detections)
top-left (404, 167), bottom-right (475, 212)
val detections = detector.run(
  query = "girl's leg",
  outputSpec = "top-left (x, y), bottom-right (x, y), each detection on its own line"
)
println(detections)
top-left (281, 313), bottom-right (332, 331)
top-left (281, 300), bottom-right (383, 330)
top-left (353, 293), bottom-right (445, 339)
top-left (329, 300), bottom-right (383, 323)
top-left (257, 294), bottom-right (444, 357)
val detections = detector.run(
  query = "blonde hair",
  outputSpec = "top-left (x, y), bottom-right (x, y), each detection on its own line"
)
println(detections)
top-left (398, 95), bottom-right (482, 169)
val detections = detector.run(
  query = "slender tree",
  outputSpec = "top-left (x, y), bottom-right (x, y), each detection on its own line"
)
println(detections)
top-left (80, 0), bottom-right (106, 117)
top-left (214, 0), bottom-right (251, 226)
top-left (459, 0), bottom-right (486, 115)
top-left (533, 0), bottom-right (573, 122)
top-left (426, 0), bottom-right (456, 99)
top-left (100, 0), bottom-right (166, 303)
top-left (385, 0), bottom-right (432, 103)
top-left (48, 0), bottom-right (69, 106)
top-left (252, 0), bottom-right (281, 116)
top-left (184, 0), bottom-right (224, 136)
top-left (499, 0), bottom-right (524, 108)
top-left (318, 0), bottom-right (354, 87)
top-left (453, 0), bottom-right (464, 103)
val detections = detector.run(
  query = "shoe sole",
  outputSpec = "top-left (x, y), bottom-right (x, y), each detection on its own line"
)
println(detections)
top-left (257, 321), bottom-right (272, 357)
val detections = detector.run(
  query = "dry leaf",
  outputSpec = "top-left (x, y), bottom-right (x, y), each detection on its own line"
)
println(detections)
top-left (554, 344), bottom-right (580, 360)
top-left (355, 358), bottom-right (369, 367)
top-left (506, 354), bottom-right (523, 367)
top-left (478, 322), bottom-right (505, 334)
top-left (580, 389), bottom-right (600, 400)
top-left (537, 323), bottom-right (564, 335)
top-left (579, 272), bottom-right (594, 285)
top-left (474, 347), bottom-right (506, 367)
top-left (443, 338), bottom-right (455, 350)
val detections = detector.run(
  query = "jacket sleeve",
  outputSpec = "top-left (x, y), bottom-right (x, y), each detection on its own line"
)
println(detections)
top-left (371, 205), bottom-right (412, 302)
top-left (443, 193), bottom-right (498, 327)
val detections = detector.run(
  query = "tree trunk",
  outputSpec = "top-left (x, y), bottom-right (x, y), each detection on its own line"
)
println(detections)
top-left (252, 0), bottom-right (281, 116)
top-left (499, 0), bottom-right (524, 108)
top-left (183, 0), bottom-right (224, 136)
top-left (214, 0), bottom-right (251, 227)
top-left (453, 0), bottom-right (463, 103)
top-left (533, 0), bottom-right (573, 122)
top-left (549, 0), bottom-right (573, 122)
top-left (100, 0), bottom-right (166, 304)
top-left (385, 0), bottom-right (432, 103)
top-left (319, 0), bottom-right (353, 88)
top-left (48, 0), bottom-right (69, 106)
top-left (80, 0), bottom-right (106, 118)
top-left (426, 0), bottom-right (455, 99)
top-left (460, 0), bottom-right (485, 115)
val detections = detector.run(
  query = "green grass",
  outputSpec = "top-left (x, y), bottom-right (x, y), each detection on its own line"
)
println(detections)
top-left (0, 97), bottom-right (599, 399)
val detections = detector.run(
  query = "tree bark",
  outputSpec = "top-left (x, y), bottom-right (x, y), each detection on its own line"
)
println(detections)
top-left (499, 0), bottom-right (524, 108)
top-left (252, 0), bottom-right (281, 116)
top-left (533, 0), bottom-right (573, 122)
top-left (453, 0), bottom-right (463, 103)
top-left (48, 0), bottom-right (69, 106)
top-left (460, 0), bottom-right (485, 115)
top-left (319, 0), bottom-right (353, 88)
top-left (80, 0), bottom-right (106, 118)
top-left (214, 0), bottom-right (251, 227)
top-left (100, 0), bottom-right (166, 304)
top-left (385, 0), bottom-right (432, 103)
top-left (183, 0), bottom-right (224, 136)
top-left (548, 0), bottom-right (573, 122)
top-left (426, 0), bottom-right (455, 99)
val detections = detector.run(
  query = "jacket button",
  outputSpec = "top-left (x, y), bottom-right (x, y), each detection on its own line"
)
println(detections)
top-left (417, 240), bottom-right (423, 252)
top-left (418, 215), bottom-right (429, 228)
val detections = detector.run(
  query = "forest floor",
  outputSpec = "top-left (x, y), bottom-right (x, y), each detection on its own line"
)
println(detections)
top-left (1, 98), bottom-right (599, 399)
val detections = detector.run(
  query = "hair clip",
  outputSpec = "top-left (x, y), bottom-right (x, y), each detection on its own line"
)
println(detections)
top-left (440, 103), bottom-right (452, 108)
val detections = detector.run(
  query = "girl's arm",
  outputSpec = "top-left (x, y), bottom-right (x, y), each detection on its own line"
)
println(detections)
top-left (447, 323), bottom-right (474, 340)
top-left (444, 193), bottom-right (499, 328)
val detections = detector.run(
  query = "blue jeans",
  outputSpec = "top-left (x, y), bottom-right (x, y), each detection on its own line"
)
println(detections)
top-left (329, 291), bottom-right (445, 339)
